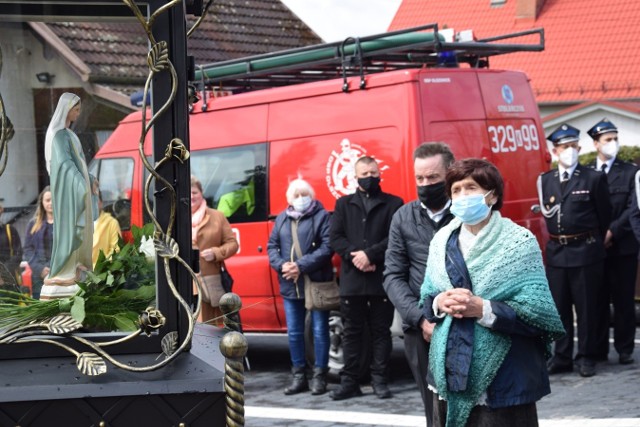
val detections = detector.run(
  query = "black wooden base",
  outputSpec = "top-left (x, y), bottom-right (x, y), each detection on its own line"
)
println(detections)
top-left (0, 324), bottom-right (227, 426)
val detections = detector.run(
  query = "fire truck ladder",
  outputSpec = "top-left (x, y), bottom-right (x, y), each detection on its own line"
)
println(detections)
top-left (193, 23), bottom-right (544, 94)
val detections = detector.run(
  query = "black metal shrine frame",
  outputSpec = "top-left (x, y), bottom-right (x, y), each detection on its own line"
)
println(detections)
top-left (0, 0), bottom-right (194, 360)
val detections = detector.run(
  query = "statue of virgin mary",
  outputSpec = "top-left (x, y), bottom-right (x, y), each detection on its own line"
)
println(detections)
top-left (41, 92), bottom-right (97, 299)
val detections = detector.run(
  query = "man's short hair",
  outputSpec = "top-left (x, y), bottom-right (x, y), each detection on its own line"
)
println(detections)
top-left (355, 155), bottom-right (378, 167)
top-left (413, 142), bottom-right (455, 167)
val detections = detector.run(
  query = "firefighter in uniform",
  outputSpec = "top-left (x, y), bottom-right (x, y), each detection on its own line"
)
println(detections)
top-left (537, 123), bottom-right (611, 377)
top-left (587, 118), bottom-right (637, 365)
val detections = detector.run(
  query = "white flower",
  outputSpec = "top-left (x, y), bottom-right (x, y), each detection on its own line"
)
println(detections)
top-left (139, 236), bottom-right (156, 263)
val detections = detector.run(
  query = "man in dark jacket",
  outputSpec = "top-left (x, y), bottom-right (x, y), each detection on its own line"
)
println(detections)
top-left (383, 142), bottom-right (455, 426)
top-left (329, 156), bottom-right (403, 400)
top-left (537, 124), bottom-right (611, 377)
top-left (586, 118), bottom-right (638, 365)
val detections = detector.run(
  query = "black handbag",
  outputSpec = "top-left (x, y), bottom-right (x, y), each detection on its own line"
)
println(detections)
top-left (220, 261), bottom-right (234, 293)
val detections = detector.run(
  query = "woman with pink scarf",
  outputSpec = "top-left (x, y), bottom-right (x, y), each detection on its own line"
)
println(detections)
top-left (191, 175), bottom-right (238, 325)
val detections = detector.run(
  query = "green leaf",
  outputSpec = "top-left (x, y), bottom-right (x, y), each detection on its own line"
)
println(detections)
top-left (70, 296), bottom-right (86, 323)
top-left (113, 313), bottom-right (138, 331)
top-left (142, 222), bottom-right (155, 237)
top-left (105, 272), bottom-right (115, 286)
top-left (110, 260), bottom-right (123, 271)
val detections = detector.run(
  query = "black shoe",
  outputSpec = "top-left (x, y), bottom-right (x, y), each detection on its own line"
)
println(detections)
top-left (579, 363), bottom-right (596, 378)
top-left (372, 383), bottom-right (392, 399)
top-left (619, 353), bottom-right (634, 365)
top-left (330, 384), bottom-right (363, 401)
top-left (547, 360), bottom-right (573, 375)
top-left (284, 367), bottom-right (309, 395)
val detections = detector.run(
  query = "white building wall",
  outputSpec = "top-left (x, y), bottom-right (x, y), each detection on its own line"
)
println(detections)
top-left (541, 105), bottom-right (640, 158)
top-left (0, 23), bottom-right (84, 216)
top-left (0, 23), bottom-right (38, 213)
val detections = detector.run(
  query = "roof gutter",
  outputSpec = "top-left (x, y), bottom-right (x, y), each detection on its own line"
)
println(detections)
top-left (28, 22), bottom-right (135, 110)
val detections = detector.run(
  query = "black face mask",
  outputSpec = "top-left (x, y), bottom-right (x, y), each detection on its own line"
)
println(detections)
top-left (357, 176), bottom-right (381, 194)
top-left (417, 181), bottom-right (448, 211)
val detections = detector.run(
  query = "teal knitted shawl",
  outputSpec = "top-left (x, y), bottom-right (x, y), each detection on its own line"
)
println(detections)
top-left (420, 212), bottom-right (564, 427)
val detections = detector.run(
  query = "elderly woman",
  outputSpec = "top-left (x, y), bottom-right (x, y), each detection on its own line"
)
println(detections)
top-left (420, 159), bottom-right (564, 427)
top-left (191, 176), bottom-right (238, 325)
top-left (267, 179), bottom-right (333, 396)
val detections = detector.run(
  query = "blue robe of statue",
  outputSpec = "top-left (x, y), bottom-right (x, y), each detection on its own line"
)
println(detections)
top-left (43, 128), bottom-right (97, 296)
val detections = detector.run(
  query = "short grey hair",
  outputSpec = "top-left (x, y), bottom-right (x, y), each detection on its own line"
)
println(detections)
top-left (286, 179), bottom-right (315, 205)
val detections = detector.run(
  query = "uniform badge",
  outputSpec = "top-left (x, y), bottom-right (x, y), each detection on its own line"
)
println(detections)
top-left (550, 196), bottom-right (555, 203)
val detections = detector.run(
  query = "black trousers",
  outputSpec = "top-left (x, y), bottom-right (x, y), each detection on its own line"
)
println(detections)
top-left (404, 327), bottom-right (434, 427)
top-left (433, 396), bottom-right (538, 427)
top-left (340, 295), bottom-right (394, 385)
top-left (595, 255), bottom-right (638, 357)
top-left (547, 262), bottom-right (604, 365)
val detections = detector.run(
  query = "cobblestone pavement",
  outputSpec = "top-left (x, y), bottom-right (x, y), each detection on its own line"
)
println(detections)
top-left (243, 331), bottom-right (640, 426)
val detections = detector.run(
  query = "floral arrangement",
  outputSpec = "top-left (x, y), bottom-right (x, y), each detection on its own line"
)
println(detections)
top-left (0, 224), bottom-right (157, 332)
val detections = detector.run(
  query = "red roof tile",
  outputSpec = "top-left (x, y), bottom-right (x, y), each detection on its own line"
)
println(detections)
top-left (389, 0), bottom-right (640, 104)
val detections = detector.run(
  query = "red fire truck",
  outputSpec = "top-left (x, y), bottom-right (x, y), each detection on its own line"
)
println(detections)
top-left (90, 23), bottom-right (551, 373)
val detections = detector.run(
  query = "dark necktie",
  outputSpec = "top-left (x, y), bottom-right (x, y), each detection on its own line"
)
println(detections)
top-left (561, 171), bottom-right (569, 190)
top-left (601, 163), bottom-right (608, 174)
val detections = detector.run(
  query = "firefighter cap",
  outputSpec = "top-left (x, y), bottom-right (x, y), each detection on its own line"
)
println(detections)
top-left (547, 123), bottom-right (580, 146)
top-left (587, 118), bottom-right (618, 140)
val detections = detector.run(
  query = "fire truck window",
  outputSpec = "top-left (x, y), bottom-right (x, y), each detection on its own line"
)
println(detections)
top-left (190, 144), bottom-right (267, 223)
top-left (89, 157), bottom-right (134, 230)
top-left (142, 156), bottom-right (154, 226)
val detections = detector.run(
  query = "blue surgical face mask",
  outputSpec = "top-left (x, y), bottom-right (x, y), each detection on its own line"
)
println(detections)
top-left (292, 195), bottom-right (312, 212)
top-left (450, 190), bottom-right (493, 225)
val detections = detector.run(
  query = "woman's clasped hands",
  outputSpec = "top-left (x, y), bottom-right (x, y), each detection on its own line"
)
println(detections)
top-left (281, 261), bottom-right (300, 281)
top-left (437, 288), bottom-right (484, 319)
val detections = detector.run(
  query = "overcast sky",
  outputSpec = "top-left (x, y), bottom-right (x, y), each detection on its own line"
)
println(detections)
top-left (281, 0), bottom-right (403, 42)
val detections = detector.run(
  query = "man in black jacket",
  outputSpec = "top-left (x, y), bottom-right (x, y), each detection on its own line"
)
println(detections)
top-left (537, 124), bottom-right (611, 377)
top-left (383, 142), bottom-right (455, 426)
top-left (329, 156), bottom-right (403, 400)
top-left (586, 118), bottom-right (638, 365)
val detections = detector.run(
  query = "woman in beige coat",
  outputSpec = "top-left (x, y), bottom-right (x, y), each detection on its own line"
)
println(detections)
top-left (191, 176), bottom-right (238, 325)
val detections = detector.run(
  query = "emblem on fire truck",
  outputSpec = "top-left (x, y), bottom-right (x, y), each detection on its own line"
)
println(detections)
top-left (325, 138), bottom-right (389, 199)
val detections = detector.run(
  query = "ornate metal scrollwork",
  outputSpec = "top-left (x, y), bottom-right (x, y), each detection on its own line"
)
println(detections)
top-left (0, 0), bottom-right (220, 377)
top-left (0, 45), bottom-right (15, 177)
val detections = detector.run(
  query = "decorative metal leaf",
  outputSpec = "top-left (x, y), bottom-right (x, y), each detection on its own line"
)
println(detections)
top-left (161, 331), bottom-right (179, 357)
top-left (47, 314), bottom-right (83, 334)
top-left (77, 352), bottom-right (108, 376)
top-left (147, 41), bottom-right (169, 73)
top-left (154, 237), bottom-right (179, 259)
